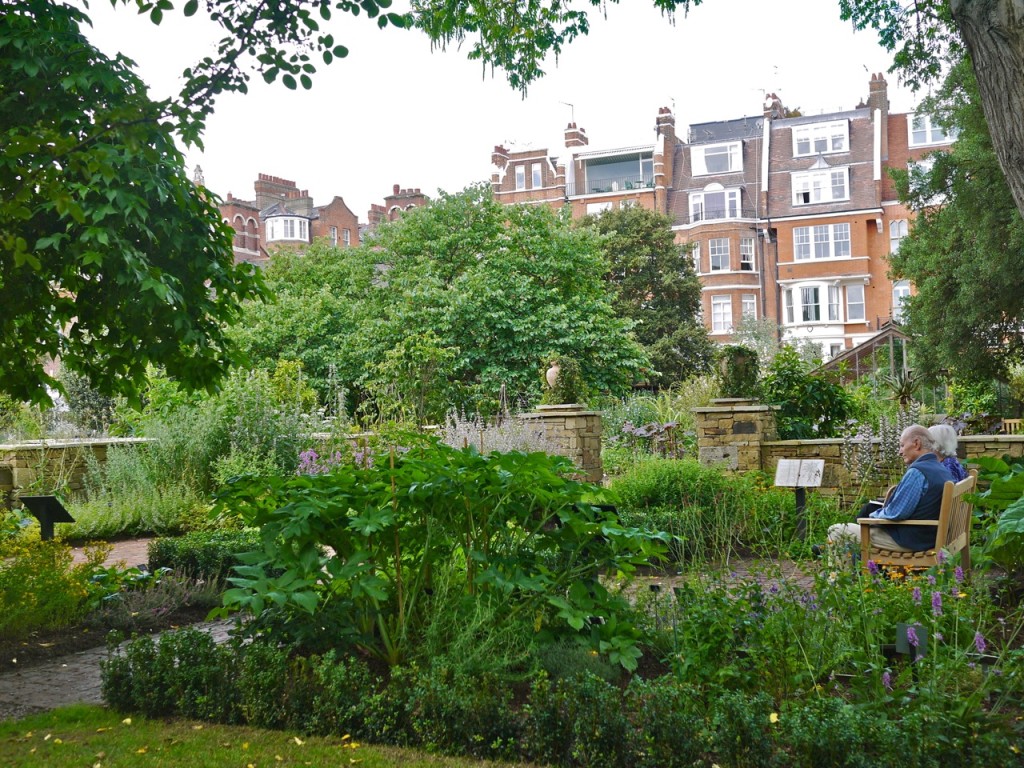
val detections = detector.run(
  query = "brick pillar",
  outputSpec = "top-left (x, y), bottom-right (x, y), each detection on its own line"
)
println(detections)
top-left (517, 404), bottom-right (603, 483)
top-left (693, 398), bottom-right (778, 472)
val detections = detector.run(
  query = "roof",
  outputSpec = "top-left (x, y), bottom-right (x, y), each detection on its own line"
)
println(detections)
top-left (816, 319), bottom-right (910, 384)
top-left (688, 115), bottom-right (765, 144)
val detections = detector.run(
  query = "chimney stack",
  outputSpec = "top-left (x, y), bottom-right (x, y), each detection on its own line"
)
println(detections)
top-left (564, 122), bottom-right (588, 148)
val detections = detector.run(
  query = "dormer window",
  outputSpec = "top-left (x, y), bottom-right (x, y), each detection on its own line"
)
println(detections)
top-left (266, 216), bottom-right (309, 242)
top-left (691, 141), bottom-right (742, 175)
top-left (792, 121), bottom-right (848, 157)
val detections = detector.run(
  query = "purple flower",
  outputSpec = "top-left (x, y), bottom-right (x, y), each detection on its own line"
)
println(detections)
top-left (934, 632), bottom-right (944, 642)
top-left (927, 574), bottom-right (937, 585)
top-left (882, 670), bottom-right (892, 691)
top-left (912, 587), bottom-right (922, 604)
top-left (954, 566), bottom-right (965, 583)
top-left (937, 549), bottom-right (948, 565)
top-left (974, 632), bottom-right (987, 654)
top-left (931, 591), bottom-right (943, 616)
top-left (906, 625), bottom-right (919, 647)
top-left (867, 560), bottom-right (879, 575)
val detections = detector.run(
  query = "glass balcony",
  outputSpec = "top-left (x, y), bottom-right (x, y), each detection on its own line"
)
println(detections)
top-left (567, 175), bottom-right (654, 197)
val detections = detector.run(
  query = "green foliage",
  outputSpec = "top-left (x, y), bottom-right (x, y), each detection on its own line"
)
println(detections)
top-left (718, 344), bottom-right (760, 399)
top-left (0, 539), bottom-right (108, 638)
top-left (147, 529), bottom-right (263, 579)
top-left (0, 1), bottom-right (266, 406)
top-left (213, 439), bottom-right (667, 668)
top-left (64, 442), bottom-right (208, 540)
top-left (541, 356), bottom-right (590, 405)
top-left (969, 455), bottom-right (1024, 571)
top-left (609, 458), bottom-right (799, 562)
top-left (581, 205), bottom-right (714, 386)
top-left (231, 186), bottom-right (648, 423)
top-left (889, 56), bottom-right (1024, 381)
top-left (56, 370), bottom-right (116, 435)
top-left (761, 346), bottom-right (853, 438)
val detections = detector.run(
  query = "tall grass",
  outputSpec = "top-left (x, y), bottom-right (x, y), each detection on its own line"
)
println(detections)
top-left (609, 458), bottom-right (814, 565)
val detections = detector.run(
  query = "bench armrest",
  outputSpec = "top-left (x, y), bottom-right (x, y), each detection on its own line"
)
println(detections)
top-left (856, 518), bottom-right (938, 527)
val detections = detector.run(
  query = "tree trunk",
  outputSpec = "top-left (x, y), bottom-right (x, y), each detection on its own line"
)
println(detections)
top-left (952, 0), bottom-right (1024, 218)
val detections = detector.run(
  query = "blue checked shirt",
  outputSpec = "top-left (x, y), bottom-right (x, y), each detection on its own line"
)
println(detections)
top-left (870, 469), bottom-right (927, 521)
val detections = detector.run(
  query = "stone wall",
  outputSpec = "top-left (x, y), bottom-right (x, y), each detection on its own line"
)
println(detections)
top-left (0, 438), bottom-right (150, 501)
top-left (695, 399), bottom-right (1024, 497)
top-left (517, 405), bottom-right (603, 483)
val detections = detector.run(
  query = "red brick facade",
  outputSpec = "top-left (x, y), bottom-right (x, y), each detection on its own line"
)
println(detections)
top-left (488, 74), bottom-right (954, 359)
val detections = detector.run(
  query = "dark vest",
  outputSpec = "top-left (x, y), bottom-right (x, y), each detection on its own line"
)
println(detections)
top-left (890, 453), bottom-right (954, 551)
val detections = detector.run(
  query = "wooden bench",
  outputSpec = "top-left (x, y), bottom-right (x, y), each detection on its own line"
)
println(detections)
top-left (1001, 418), bottom-right (1022, 435)
top-left (856, 469), bottom-right (977, 574)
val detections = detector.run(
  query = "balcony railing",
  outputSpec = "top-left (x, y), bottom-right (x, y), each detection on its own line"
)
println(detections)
top-left (686, 207), bottom-right (758, 225)
top-left (567, 175), bottom-right (654, 197)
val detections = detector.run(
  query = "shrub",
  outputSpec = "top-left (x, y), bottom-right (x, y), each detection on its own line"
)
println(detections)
top-left (309, 651), bottom-right (377, 736)
top-left (718, 344), bottom-right (760, 399)
top-left (409, 666), bottom-right (520, 759)
top-left (0, 539), bottom-right (108, 637)
top-left (761, 345), bottom-right (853, 438)
top-left (625, 676), bottom-right (706, 768)
top-left (709, 690), bottom-right (779, 768)
top-left (147, 529), bottom-right (262, 579)
top-left (610, 458), bottom-right (795, 562)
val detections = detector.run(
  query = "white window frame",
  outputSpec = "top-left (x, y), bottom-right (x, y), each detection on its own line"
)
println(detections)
top-left (889, 220), bottom-right (908, 254)
top-left (794, 223), bottom-right (851, 260)
top-left (829, 343), bottom-right (844, 359)
top-left (893, 280), bottom-right (912, 322)
top-left (709, 238), bottom-right (730, 271)
top-left (691, 241), bottom-right (701, 274)
top-left (784, 281), bottom-right (852, 326)
top-left (909, 113), bottom-right (955, 146)
top-left (792, 168), bottom-right (849, 205)
top-left (691, 141), bottom-right (742, 176)
top-left (267, 216), bottom-right (308, 242)
top-left (846, 283), bottom-right (865, 322)
top-left (586, 201), bottom-right (612, 215)
top-left (740, 237), bottom-right (755, 270)
top-left (828, 284), bottom-right (841, 322)
top-left (329, 226), bottom-right (338, 246)
top-left (515, 165), bottom-right (526, 190)
top-left (741, 293), bottom-right (757, 319)
top-left (711, 295), bottom-right (733, 333)
top-left (343, 228), bottom-right (351, 246)
top-left (690, 185), bottom-right (741, 222)
top-left (531, 163), bottom-right (542, 188)
top-left (792, 120), bottom-right (848, 157)
top-left (801, 286), bottom-right (821, 322)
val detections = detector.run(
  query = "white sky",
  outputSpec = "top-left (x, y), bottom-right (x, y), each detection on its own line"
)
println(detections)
top-left (79, 0), bottom-right (922, 220)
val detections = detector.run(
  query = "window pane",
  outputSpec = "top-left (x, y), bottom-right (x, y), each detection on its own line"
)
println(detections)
top-left (831, 170), bottom-right (846, 199)
top-left (847, 284), bottom-right (865, 321)
top-left (802, 286), bottom-right (820, 321)
top-left (828, 285), bottom-right (840, 321)
top-left (813, 226), bottom-right (830, 259)
top-left (833, 223), bottom-right (851, 257)
top-left (794, 227), bottom-right (811, 260)
top-left (785, 290), bottom-right (794, 324)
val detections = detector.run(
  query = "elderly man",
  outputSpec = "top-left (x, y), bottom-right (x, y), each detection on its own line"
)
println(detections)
top-left (827, 424), bottom-right (954, 556)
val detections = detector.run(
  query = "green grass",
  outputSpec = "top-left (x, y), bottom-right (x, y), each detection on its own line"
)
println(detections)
top-left (0, 705), bottom-right (540, 767)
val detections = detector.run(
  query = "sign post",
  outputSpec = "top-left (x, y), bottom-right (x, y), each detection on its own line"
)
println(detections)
top-left (773, 459), bottom-right (824, 540)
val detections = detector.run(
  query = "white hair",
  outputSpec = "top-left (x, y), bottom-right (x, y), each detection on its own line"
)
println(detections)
top-left (928, 424), bottom-right (959, 458)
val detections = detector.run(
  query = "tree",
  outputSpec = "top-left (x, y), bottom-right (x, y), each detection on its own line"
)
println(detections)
top-left (581, 206), bottom-right (714, 387)
top-left (232, 186), bottom-right (649, 423)
top-left (887, 56), bottom-right (1024, 382)
top-left (839, 1), bottom-right (1024, 223)
top-left (0, 1), bottom-right (265, 406)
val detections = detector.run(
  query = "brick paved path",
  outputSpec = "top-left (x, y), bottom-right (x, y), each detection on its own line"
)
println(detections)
top-left (1, 539), bottom-right (231, 723)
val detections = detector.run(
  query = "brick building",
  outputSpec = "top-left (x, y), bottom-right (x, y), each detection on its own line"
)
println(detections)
top-left (488, 74), bottom-right (955, 359)
top-left (219, 173), bottom-right (361, 266)
top-left (366, 184), bottom-right (429, 232)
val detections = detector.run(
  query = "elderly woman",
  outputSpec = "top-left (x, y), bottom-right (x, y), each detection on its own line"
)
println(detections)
top-left (928, 424), bottom-right (968, 482)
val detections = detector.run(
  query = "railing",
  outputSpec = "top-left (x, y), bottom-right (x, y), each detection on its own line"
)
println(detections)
top-left (685, 207), bottom-right (759, 225)
top-left (566, 175), bottom-right (654, 197)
